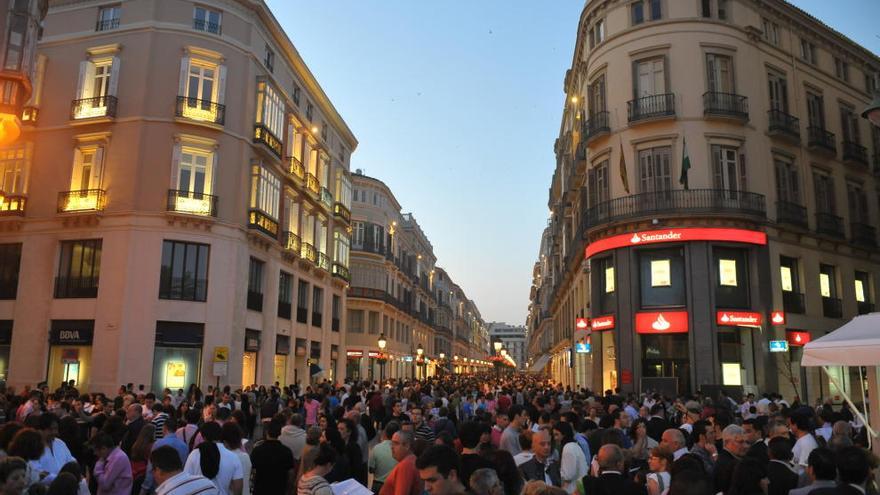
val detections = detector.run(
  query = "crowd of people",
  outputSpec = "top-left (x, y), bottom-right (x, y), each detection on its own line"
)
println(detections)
top-left (0, 374), bottom-right (874, 495)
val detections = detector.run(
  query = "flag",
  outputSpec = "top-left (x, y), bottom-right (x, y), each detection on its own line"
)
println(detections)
top-left (679, 137), bottom-right (691, 190)
top-left (619, 140), bottom-right (629, 194)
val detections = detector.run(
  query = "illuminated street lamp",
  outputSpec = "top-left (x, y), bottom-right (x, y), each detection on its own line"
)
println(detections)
top-left (416, 343), bottom-right (424, 379)
top-left (493, 340), bottom-right (503, 353)
top-left (377, 333), bottom-right (387, 382)
top-left (862, 93), bottom-right (880, 127)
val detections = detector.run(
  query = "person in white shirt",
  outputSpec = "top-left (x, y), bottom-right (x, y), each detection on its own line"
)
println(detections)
top-left (34, 414), bottom-right (76, 484)
top-left (552, 422), bottom-right (587, 494)
top-left (152, 445), bottom-right (218, 495)
top-left (513, 431), bottom-right (535, 467)
top-left (815, 408), bottom-right (834, 442)
top-left (183, 423), bottom-right (243, 495)
top-left (740, 394), bottom-right (757, 420)
top-left (790, 412), bottom-right (818, 471)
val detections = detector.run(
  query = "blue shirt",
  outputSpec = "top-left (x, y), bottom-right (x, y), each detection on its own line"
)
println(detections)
top-left (141, 433), bottom-right (190, 492)
top-left (574, 432), bottom-right (592, 467)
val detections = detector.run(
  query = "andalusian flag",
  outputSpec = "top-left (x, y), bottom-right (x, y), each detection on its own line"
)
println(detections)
top-left (619, 140), bottom-right (629, 194)
top-left (679, 137), bottom-right (691, 190)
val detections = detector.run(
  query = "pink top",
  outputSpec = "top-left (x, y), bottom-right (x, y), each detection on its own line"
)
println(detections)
top-left (94, 447), bottom-right (133, 495)
top-left (304, 399), bottom-right (320, 425)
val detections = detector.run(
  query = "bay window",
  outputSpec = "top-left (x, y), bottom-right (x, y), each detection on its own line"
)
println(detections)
top-left (248, 164), bottom-right (280, 236)
top-left (254, 79), bottom-right (284, 156)
top-left (0, 144), bottom-right (27, 196)
top-left (334, 231), bottom-right (350, 267)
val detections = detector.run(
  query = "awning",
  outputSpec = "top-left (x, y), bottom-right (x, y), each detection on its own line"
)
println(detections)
top-left (801, 313), bottom-right (880, 366)
top-left (529, 354), bottom-right (551, 373)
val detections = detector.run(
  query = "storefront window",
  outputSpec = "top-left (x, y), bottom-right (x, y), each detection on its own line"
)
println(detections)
top-left (717, 327), bottom-right (755, 386)
top-left (641, 333), bottom-right (689, 394)
top-left (0, 321), bottom-right (11, 380)
top-left (715, 248), bottom-right (749, 309)
top-left (152, 321), bottom-right (204, 392)
top-left (242, 329), bottom-right (260, 387)
top-left (639, 248), bottom-right (685, 307)
top-left (48, 320), bottom-right (95, 391)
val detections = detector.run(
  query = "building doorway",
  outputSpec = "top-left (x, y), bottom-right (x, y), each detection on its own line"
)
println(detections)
top-left (641, 333), bottom-right (691, 393)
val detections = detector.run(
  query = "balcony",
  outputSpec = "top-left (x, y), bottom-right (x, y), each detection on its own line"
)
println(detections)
top-left (95, 17), bottom-right (119, 31)
top-left (21, 106), bottom-right (38, 125)
top-left (176, 96), bottom-right (225, 126)
top-left (347, 287), bottom-right (387, 301)
top-left (851, 222), bottom-right (877, 248)
top-left (317, 252), bottom-right (330, 271)
top-left (822, 296), bottom-right (842, 318)
top-left (332, 262), bottom-right (350, 282)
top-left (627, 93), bottom-right (675, 123)
top-left (289, 156), bottom-right (305, 180)
top-left (767, 109), bottom-right (800, 142)
top-left (782, 291), bottom-right (805, 314)
top-left (58, 189), bottom-right (106, 213)
top-left (334, 203), bottom-right (351, 224)
top-left (253, 124), bottom-right (282, 158)
top-left (0, 194), bottom-right (26, 216)
top-left (306, 173), bottom-right (320, 197)
top-left (583, 111), bottom-right (610, 142)
top-left (858, 301), bottom-right (875, 315)
top-left (282, 231), bottom-right (301, 254)
top-left (193, 18), bottom-right (221, 35)
top-left (703, 92), bottom-right (748, 121)
top-left (71, 95), bottom-right (117, 120)
top-left (332, 317), bottom-right (340, 332)
top-left (775, 201), bottom-right (807, 229)
top-left (320, 187), bottom-right (333, 210)
top-left (247, 290), bottom-right (263, 312)
top-left (582, 188), bottom-right (765, 230)
top-left (278, 301), bottom-right (291, 319)
top-left (167, 189), bottom-right (217, 217)
top-left (842, 141), bottom-right (868, 168)
top-left (311, 312), bottom-right (323, 327)
top-left (815, 212), bottom-right (844, 238)
top-left (248, 209), bottom-right (279, 238)
top-left (300, 242), bottom-right (317, 263)
top-left (296, 306), bottom-right (308, 324)
top-left (354, 241), bottom-right (385, 256)
top-left (807, 126), bottom-right (836, 155)
top-left (54, 276), bottom-right (99, 299)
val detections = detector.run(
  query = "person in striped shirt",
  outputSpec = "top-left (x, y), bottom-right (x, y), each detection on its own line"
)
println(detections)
top-left (408, 406), bottom-right (435, 443)
top-left (151, 446), bottom-right (217, 495)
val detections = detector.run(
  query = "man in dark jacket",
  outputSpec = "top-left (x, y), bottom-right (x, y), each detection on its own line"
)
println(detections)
top-left (120, 404), bottom-right (145, 455)
top-left (714, 424), bottom-right (747, 495)
top-left (580, 444), bottom-right (646, 495)
top-left (519, 429), bottom-right (561, 486)
top-left (646, 404), bottom-right (669, 443)
top-left (766, 437), bottom-right (798, 495)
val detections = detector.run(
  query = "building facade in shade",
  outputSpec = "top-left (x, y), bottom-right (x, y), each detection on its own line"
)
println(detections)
top-left (488, 322), bottom-right (528, 371)
top-left (0, 0), bottom-right (47, 146)
top-left (0, 0), bottom-right (356, 394)
top-left (528, 0), bottom-right (880, 400)
top-left (346, 171), bottom-right (490, 380)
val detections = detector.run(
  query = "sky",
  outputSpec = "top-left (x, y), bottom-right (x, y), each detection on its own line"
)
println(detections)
top-left (268, 1), bottom-right (880, 326)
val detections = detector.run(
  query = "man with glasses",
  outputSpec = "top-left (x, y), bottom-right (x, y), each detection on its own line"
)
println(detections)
top-left (518, 428), bottom-right (561, 486)
top-left (713, 425), bottom-right (748, 495)
top-left (380, 430), bottom-right (422, 495)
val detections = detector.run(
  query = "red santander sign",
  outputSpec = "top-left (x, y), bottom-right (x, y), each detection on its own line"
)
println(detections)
top-left (716, 311), bottom-right (762, 327)
top-left (590, 315), bottom-right (615, 331)
top-left (575, 318), bottom-right (589, 330)
top-left (770, 311), bottom-right (786, 325)
top-left (787, 331), bottom-right (811, 346)
top-left (586, 228), bottom-right (767, 258)
top-left (635, 311), bottom-right (689, 334)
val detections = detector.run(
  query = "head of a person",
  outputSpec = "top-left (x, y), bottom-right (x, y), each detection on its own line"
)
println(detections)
top-left (202, 404), bottom-right (216, 422)
top-left (837, 446), bottom-right (870, 486)
top-left (89, 432), bottom-right (117, 460)
top-left (0, 457), bottom-right (27, 495)
top-left (458, 421), bottom-right (483, 450)
top-left (518, 430), bottom-right (533, 453)
top-left (692, 420), bottom-right (714, 446)
top-left (37, 413), bottom-right (59, 444)
top-left (7, 428), bottom-right (44, 461)
top-left (807, 447), bottom-right (837, 482)
top-left (660, 428), bottom-right (685, 452)
top-left (552, 421), bottom-right (574, 448)
top-left (469, 468), bottom-right (503, 495)
top-left (410, 405), bottom-right (424, 425)
top-left (741, 418), bottom-right (761, 444)
top-left (391, 430), bottom-right (414, 461)
top-left (383, 421), bottom-right (401, 442)
top-left (788, 412), bottom-right (812, 436)
top-left (648, 445), bottom-right (673, 474)
top-left (199, 421), bottom-right (222, 443)
top-left (310, 443), bottom-right (337, 477)
top-left (150, 445), bottom-right (183, 487)
top-left (337, 418), bottom-right (356, 444)
top-left (46, 472), bottom-right (79, 495)
top-left (126, 404), bottom-right (143, 422)
top-left (768, 436), bottom-right (793, 462)
top-left (417, 445), bottom-right (462, 495)
top-left (597, 444), bottom-right (625, 473)
top-left (721, 424), bottom-right (747, 457)
top-left (305, 426), bottom-right (322, 446)
top-left (265, 417), bottom-right (284, 440)
top-left (221, 422), bottom-right (243, 451)
top-left (290, 413), bottom-right (304, 428)
top-left (494, 412), bottom-right (509, 430)
top-left (767, 420), bottom-right (790, 440)
top-left (508, 404), bottom-right (527, 429)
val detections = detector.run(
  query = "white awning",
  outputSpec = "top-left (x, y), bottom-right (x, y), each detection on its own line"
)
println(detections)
top-left (802, 313), bottom-right (880, 366)
top-left (529, 354), bottom-right (551, 373)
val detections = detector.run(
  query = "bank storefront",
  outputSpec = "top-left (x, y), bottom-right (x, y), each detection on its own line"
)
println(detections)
top-left (48, 320), bottom-right (94, 391)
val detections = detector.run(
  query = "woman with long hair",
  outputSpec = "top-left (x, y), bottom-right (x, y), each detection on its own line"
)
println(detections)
top-left (646, 446), bottom-right (673, 495)
top-left (336, 418), bottom-right (366, 485)
top-left (552, 422), bottom-right (587, 494)
top-left (129, 423), bottom-right (155, 491)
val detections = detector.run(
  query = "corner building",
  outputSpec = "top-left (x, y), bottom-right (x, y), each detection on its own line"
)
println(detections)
top-left (530, 0), bottom-right (880, 401)
top-left (0, 0), bottom-right (356, 393)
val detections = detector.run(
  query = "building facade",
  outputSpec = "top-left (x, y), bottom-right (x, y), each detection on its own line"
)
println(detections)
top-left (488, 322), bottom-right (527, 371)
top-left (0, 0), bottom-right (356, 394)
top-left (529, 0), bottom-right (880, 401)
top-left (346, 171), bottom-right (490, 380)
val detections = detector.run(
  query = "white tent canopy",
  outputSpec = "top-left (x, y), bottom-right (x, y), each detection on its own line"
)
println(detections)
top-left (802, 313), bottom-right (880, 366)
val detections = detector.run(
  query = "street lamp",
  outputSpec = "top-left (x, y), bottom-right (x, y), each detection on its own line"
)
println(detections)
top-left (416, 343), bottom-right (424, 379)
top-left (377, 333), bottom-right (387, 383)
top-left (439, 352), bottom-right (445, 376)
top-left (493, 340), bottom-right (503, 353)
top-left (862, 93), bottom-right (880, 127)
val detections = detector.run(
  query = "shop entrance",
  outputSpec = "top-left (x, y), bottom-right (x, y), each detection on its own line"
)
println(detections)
top-left (641, 333), bottom-right (691, 394)
top-left (275, 335), bottom-right (290, 387)
top-left (152, 322), bottom-right (204, 392)
top-left (243, 329), bottom-right (261, 387)
top-left (48, 320), bottom-right (95, 391)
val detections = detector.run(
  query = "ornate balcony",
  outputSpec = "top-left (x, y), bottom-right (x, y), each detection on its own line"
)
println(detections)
top-left (782, 291), bottom-right (805, 314)
top-left (95, 17), bottom-right (119, 31)
top-left (71, 95), bottom-right (117, 120)
top-left (333, 202), bottom-right (351, 224)
top-left (248, 209), bottom-right (278, 237)
top-left (703, 92), bottom-right (748, 120)
top-left (306, 173), bottom-right (320, 196)
top-left (253, 124), bottom-right (282, 157)
top-left (58, 189), bottom-right (106, 213)
top-left (842, 141), bottom-right (868, 168)
top-left (807, 126), bottom-right (836, 155)
top-left (822, 297), bottom-right (842, 318)
top-left (300, 242), bottom-right (317, 263)
top-left (851, 222), bottom-right (877, 248)
top-left (332, 263), bottom-right (350, 282)
top-left (176, 96), bottom-right (225, 125)
top-left (627, 93), bottom-right (675, 123)
top-left (320, 187), bottom-right (333, 210)
top-left (583, 111), bottom-right (610, 142)
top-left (167, 189), bottom-right (217, 217)
top-left (815, 212), bottom-right (844, 238)
top-left (289, 156), bottom-right (305, 180)
top-left (767, 109), bottom-right (800, 142)
top-left (775, 201), bottom-right (807, 229)
top-left (0, 194), bottom-right (26, 216)
top-left (193, 18), bottom-right (221, 35)
top-left (582, 189), bottom-right (765, 230)
top-left (282, 231), bottom-right (301, 254)
top-left (317, 252), bottom-right (330, 271)
top-left (54, 276), bottom-right (99, 299)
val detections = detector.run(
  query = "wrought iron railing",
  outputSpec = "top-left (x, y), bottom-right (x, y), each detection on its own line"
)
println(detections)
top-left (775, 200), bottom-right (807, 229)
top-left (782, 291), bottom-right (805, 314)
top-left (306, 173), bottom-right (320, 196)
top-left (253, 124), bottom-right (282, 157)
top-left (822, 297), bottom-right (842, 318)
top-left (815, 212), bottom-right (844, 238)
top-left (301, 242), bottom-right (317, 263)
top-left (70, 95), bottom-right (117, 119)
top-left (167, 189), bottom-right (218, 217)
top-left (851, 222), bottom-right (877, 248)
top-left (842, 141), bottom-right (868, 166)
top-left (703, 92), bottom-right (748, 119)
top-left (95, 18), bottom-right (120, 31)
top-left (54, 276), bottom-right (99, 299)
top-left (0, 194), bottom-right (26, 216)
top-left (767, 109), bottom-right (800, 140)
top-left (176, 96), bottom-right (225, 125)
top-left (334, 203), bottom-right (351, 224)
top-left (807, 126), bottom-right (836, 154)
top-left (193, 18), bottom-right (221, 34)
top-left (320, 187), bottom-right (333, 210)
top-left (627, 93), bottom-right (675, 122)
top-left (332, 263), bottom-right (350, 281)
top-left (289, 156), bottom-right (305, 180)
top-left (58, 189), bottom-right (106, 213)
top-left (317, 252), bottom-right (330, 271)
top-left (248, 209), bottom-right (279, 237)
top-left (582, 189), bottom-right (765, 229)
top-left (584, 111), bottom-right (610, 140)
top-left (282, 231), bottom-right (301, 254)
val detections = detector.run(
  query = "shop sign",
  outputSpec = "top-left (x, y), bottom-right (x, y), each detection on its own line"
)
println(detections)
top-left (786, 331), bottom-right (811, 346)
top-left (635, 311), bottom-right (688, 334)
top-left (621, 369), bottom-right (633, 384)
top-left (49, 320), bottom-right (95, 345)
top-left (575, 342), bottom-right (591, 353)
top-left (213, 347), bottom-right (228, 362)
top-left (61, 348), bottom-right (79, 363)
top-left (590, 315), bottom-right (616, 331)
top-left (770, 311), bottom-right (786, 325)
top-left (769, 340), bottom-right (789, 352)
top-left (368, 351), bottom-right (381, 358)
top-left (346, 350), bottom-right (364, 358)
top-left (586, 228), bottom-right (767, 258)
top-left (575, 318), bottom-right (589, 330)
top-left (403, 356), bottom-right (414, 362)
top-left (716, 311), bottom-right (762, 327)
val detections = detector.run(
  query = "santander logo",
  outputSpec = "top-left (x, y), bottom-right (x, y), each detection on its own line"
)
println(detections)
top-left (771, 312), bottom-right (785, 325)
top-left (794, 333), bottom-right (802, 343)
top-left (716, 311), bottom-right (762, 326)
top-left (652, 314), bottom-right (671, 331)
top-left (721, 313), bottom-right (730, 323)
top-left (630, 233), bottom-right (641, 244)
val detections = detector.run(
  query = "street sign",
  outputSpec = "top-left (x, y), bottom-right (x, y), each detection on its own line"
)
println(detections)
top-left (575, 342), bottom-right (591, 353)
top-left (213, 346), bottom-right (228, 362)
top-left (769, 340), bottom-right (789, 353)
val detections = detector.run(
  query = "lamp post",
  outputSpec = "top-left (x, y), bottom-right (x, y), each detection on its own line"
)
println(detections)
top-left (416, 343), bottom-right (424, 380)
top-left (500, 347), bottom-right (508, 376)
top-left (377, 332), bottom-right (387, 383)
top-left (862, 93), bottom-right (880, 128)
top-left (493, 340), bottom-right (503, 377)
top-left (439, 352), bottom-right (445, 376)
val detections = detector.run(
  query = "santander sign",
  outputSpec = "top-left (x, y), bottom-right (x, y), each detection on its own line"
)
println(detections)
top-left (586, 228), bottom-right (767, 258)
top-left (590, 315), bottom-right (615, 331)
top-left (716, 311), bottom-right (762, 327)
top-left (635, 311), bottom-right (688, 334)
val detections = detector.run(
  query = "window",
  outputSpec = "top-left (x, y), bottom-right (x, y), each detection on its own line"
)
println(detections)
top-left (0, 243), bottom-right (21, 299)
top-left (813, 170), bottom-right (836, 214)
top-left (710, 144), bottom-right (746, 193)
top-left (74, 55), bottom-right (119, 118)
top-left (800, 39), bottom-right (817, 65)
top-left (779, 256), bottom-right (799, 293)
top-left (649, 0), bottom-right (661, 20)
top-left (292, 84), bottom-right (301, 106)
top-left (835, 57), bottom-right (849, 83)
top-left (588, 19), bottom-right (605, 49)
top-left (806, 91), bottom-right (825, 129)
top-left (255, 80), bottom-right (284, 142)
top-left (706, 53), bottom-right (734, 94)
top-left (631, 0), bottom-right (661, 25)
top-left (819, 264), bottom-right (836, 298)
top-left (774, 158), bottom-right (800, 204)
top-left (4, 3), bottom-right (30, 71)
top-left (352, 221), bottom-right (365, 248)
top-left (247, 257), bottom-right (263, 311)
top-left (185, 59), bottom-right (217, 103)
top-left (55, 240), bottom-right (102, 298)
top-left (278, 271), bottom-right (292, 319)
top-left (176, 147), bottom-right (212, 195)
top-left (306, 102), bottom-right (314, 122)
top-left (334, 231), bottom-right (350, 267)
top-left (311, 286), bottom-right (323, 327)
top-left (250, 164), bottom-right (281, 220)
top-left (347, 309), bottom-right (363, 333)
top-left (840, 104), bottom-right (859, 144)
top-left (701, 0), bottom-right (726, 19)
top-left (639, 248), bottom-right (685, 307)
top-left (638, 146), bottom-right (672, 193)
top-left (767, 70), bottom-right (788, 112)
top-left (762, 18), bottom-right (779, 45)
top-left (332, 295), bottom-right (341, 332)
top-left (717, 0), bottom-right (727, 20)
top-left (264, 44), bottom-right (274, 73)
top-left (159, 240), bottom-right (209, 301)
top-left (588, 160), bottom-right (609, 205)
top-left (855, 271), bottom-right (871, 304)
top-left (715, 248), bottom-right (749, 308)
top-left (597, 256), bottom-right (615, 315)
top-left (96, 5), bottom-right (120, 31)
top-left (635, 58), bottom-right (667, 101)
top-left (297, 280), bottom-right (309, 323)
top-left (588, 75), bottom-right (606, 114)
top-left (0, 145), bottom-right (26, 195)
top-left (632, 2), bottom-right (644, 25)
top-left (193, 6), bottom-right (221, 34)
top-left (865, 71), bottom-right (878, 95)
top-left (71, 146), bottom-right (103, 192)
top-left (336, 172), bottom-right (352, 209)
top-left (847, 182), bottom-right (869, 224)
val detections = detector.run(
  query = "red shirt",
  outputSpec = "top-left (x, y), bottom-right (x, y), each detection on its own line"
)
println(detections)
top-left (380, 454), bottom-right (422, 495)
top-left (497, 395), bottom-right (512, 414)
